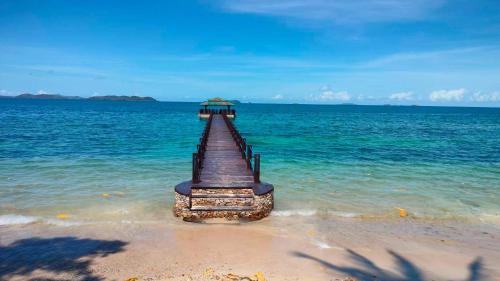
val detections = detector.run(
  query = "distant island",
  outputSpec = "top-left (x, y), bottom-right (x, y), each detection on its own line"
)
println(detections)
top-left (15, 93), bottom-right (83, 100)
top-left (0, 93), bottom-right (157, 102)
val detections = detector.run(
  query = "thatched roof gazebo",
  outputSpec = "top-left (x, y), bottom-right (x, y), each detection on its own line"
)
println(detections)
top-left (199, 98), bottom-right (236, 119)
top-left (200, 97), bottom-right (235, 107)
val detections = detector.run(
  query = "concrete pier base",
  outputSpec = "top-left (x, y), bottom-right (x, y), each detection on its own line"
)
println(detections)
top-left (173, 184), bottom-right (273, 221)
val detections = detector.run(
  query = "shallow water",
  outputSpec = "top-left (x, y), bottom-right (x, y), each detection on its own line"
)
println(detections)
top-left (0, 100), bottom-right (499, 225)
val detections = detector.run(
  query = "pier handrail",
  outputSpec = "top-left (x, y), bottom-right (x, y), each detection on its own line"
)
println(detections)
top-left (222, 114), bottom-right (261, 183)
top-left (192, 112), bottom-right (213, 183)
top-left (199, 109), bottom-right (236, 116)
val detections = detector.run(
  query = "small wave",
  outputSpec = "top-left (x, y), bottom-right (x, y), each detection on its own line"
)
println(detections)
top-left (477, 213), bottom-right (500, 226)
top-left (327, 211), bottom-right (359, 218)
top-left (0, 214), bottom-right (85, 227)
top-left (44, 219), bottom-right (83, 227)
top-left (0, 214), bottom-right (39, 225)
top-left (271, 209), bottom-right (362, 218)
top-left (271, 209), bottom-right (317, 217)
top-left (312, 240), bottom-right (332, 249)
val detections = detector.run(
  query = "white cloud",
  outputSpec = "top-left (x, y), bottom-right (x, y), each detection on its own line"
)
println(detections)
top-left (429, 88), bottom-right (465, 102)
top-left (360, 47), bottom-right (488, 68)
top-left (470, 92), bottom-right (500, 102)
top-left (37, 90), bottom-right (51, 95)
top-left (0, 89), bottom-right (14, 96)
top-left (217, 0), bottom-right (445, 24)
top-left (272, 94), bottom-right (284, 100)
top-left (319, 91), bottom-right (350, 101)
top-left (319, 85), bottom-right (330, 91)
top-left (7, 64), bottom-right (107, 77)
top-left (389, 91), bottom-right (414, 101)
top-left (309, 87), bottom-right (351, 102)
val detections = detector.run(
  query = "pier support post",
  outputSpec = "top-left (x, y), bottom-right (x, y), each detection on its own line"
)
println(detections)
top-left (192, 153), bottom-right (200, 183)
top-left (254, 153), bottom-right (261, 183)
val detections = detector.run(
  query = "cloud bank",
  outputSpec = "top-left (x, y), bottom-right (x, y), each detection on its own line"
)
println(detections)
top-left (0, 89), bottom-right (14, 96)
top-left (309, 86), bottom-right (351, 102)
top-left (217, 0), bottom-right (446, 24)
top-left (429, 88), bottom-right (465, 102)
top-left (470, 92), bottom-right (500, 102)
top-left (389, 92), bottom-right (414, 101)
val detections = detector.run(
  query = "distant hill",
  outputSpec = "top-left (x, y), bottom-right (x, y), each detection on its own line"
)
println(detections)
top-left (10, 93), bottom-right (157, 102)
top-left (0, 95), bottom-right (14, 99)
top-left (16, 93), bottom-right (83, 100)
top-left (88, 95), bottom-right (157, 101)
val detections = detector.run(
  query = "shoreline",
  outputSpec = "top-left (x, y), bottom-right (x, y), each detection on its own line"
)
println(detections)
top-left (2, 205), bottom-right (500, 228)
top-left (1, 216), bottom-right (499, 280)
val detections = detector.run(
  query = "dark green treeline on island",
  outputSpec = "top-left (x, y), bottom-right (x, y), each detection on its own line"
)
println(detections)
top-left (0, 93), bottom-right (157, 102)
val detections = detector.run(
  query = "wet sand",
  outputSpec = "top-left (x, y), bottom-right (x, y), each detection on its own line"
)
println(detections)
top-left (0, 217), bottom-right (499, 281)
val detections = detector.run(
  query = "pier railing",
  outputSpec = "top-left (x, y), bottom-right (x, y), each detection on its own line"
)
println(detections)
top-left (192, 113), bottom-right (213, 183)
top-left (199, 109), bottom-right (236, 115)
top-left (222, 114), bottom-right (261, 183)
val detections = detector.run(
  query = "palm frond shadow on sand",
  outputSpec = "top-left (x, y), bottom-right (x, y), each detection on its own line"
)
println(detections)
top-left (0, 236), bottom-right (127, 281)
top-left (292, 249), bottom-right (485, 281)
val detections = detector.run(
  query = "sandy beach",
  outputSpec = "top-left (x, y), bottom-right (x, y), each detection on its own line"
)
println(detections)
top-left (2, 0), bottom-right (500, 280)
top-left (1, 216), bottom-right (499, 281)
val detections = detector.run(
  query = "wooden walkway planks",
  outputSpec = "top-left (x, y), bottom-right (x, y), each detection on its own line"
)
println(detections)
top-left (173, 111), bottom-right (274, 220)
top-left (199, 114), bottom-right (254, 186)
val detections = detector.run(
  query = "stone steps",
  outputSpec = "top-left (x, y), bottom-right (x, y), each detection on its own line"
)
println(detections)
top-left (190, 188), bottom-right (255, 209)
top-left (191, 197), bottom-right (254, 207)
top-left (190, 206), bottom-right (254, 212)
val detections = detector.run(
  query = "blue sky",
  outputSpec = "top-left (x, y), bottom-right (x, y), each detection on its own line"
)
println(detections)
top-left (1, 0), bottom-right (500, 106)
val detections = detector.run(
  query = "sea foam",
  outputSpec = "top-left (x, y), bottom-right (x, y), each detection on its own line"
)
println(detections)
top-left (0, 214), bottom-right (39, 225)
top-left (271, 209), bottom-right (317, 217)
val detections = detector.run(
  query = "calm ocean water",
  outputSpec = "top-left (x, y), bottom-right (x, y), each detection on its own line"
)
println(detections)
top-left (0, 99), bottom-right (499, 225)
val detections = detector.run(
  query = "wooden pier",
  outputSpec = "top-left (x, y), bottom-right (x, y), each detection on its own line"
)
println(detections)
top-left (174, 113), bottom-right (274, 221)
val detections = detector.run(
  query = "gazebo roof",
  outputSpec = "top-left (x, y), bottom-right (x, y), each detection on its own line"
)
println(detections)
top-left (200, 97), bottom-right (235, 106)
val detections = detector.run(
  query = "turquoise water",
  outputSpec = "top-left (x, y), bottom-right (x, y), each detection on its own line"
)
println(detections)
top-left (0, 100), bottom-right (499, 225)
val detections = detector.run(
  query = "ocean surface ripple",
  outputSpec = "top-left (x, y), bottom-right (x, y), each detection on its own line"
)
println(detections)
top-left (1, 100), bottom-right (499, 225)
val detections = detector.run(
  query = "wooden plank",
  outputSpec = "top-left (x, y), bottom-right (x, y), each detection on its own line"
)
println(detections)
top-left (191, 194), bottom-right (254, 199)
top-left (191, 183), bottom-right (255, 188)
top-left (198, 114), bottom-right (254, 187)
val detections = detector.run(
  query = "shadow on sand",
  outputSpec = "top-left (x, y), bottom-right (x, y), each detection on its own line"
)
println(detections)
top-left (292, 249), bottom-right (485, 281)
top-left (0, 236), bottom-right (127, 281)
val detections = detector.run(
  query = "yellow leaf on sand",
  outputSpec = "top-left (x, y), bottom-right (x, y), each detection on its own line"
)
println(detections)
top-left (101, 193), bottom-right (111, 198)
top-left (223, 273), bottom-right (240, 280)
top-left (307, 229), bottom-right (316, 237)
top-left (56, 213), bottom-right (69, 219)
top-left (124, 278), bottom-right (139, 281)
top-left (396, 207), bottom-right (408, 217)
top-left (203, 267), bottom-right (215, 278)
top-left (252, 271), bottom-right (265, 281)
